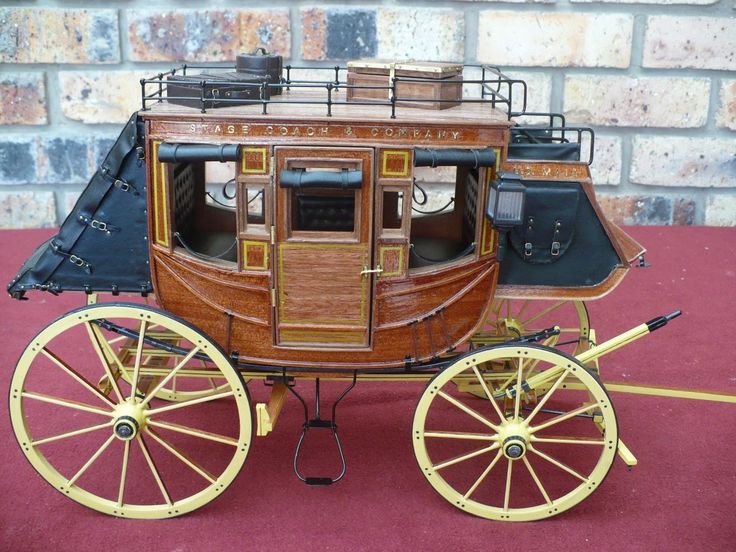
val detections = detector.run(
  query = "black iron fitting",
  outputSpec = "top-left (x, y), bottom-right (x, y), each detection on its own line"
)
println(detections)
top-left (646, 310), bottom-right (682, 332)
top-left (511, 326), bottom-right (561, 344)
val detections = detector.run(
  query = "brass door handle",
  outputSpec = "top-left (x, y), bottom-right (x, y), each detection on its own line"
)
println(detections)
top-left (360, 265), bottom-right (383, 277)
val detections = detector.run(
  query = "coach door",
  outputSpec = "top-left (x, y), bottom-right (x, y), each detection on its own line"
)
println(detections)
top-left (274, 147), bottom-right (374, 348)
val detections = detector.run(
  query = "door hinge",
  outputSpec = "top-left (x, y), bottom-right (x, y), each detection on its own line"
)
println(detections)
top-left (270, 156), bottom-right (275, 177)
top-left (271, 288), bottom-right (276, 308)
top-left (270, 225), bottom-right (275, 245)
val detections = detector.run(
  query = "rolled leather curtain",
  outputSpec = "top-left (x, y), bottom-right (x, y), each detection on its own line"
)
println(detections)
top-left (158, 143), bottom-right (241, 163)
top-left (414, 148), bottom-right (496, 168)
top-left (507, 143), bottom-right (581, 162)
top-left (280, 169), bottom-right (362, 189)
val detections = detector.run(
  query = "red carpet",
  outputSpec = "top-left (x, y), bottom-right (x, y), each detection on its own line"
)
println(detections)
top-left (1, 227), bottom-right (734, 551)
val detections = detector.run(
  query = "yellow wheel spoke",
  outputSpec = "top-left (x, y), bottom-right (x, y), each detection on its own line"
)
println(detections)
top-left (423, 430), bottom-right (496, 442)
top-left (145, 428), bottom-right (216, 484)
top-left (85, 322), bottom-right (125, 403)
top-left (147, 419), bottom-right (238, 446)
top-left (32, 421), bottom-right (113, 446)
top-left (503, 458), bottom-right (513, 511)
top-left (22, 391), bottom-right (114, 417)
top-left (532, 436), bottom-right (605, 446)
top-left (530, 403), bottom-right (599, 434)
top-left (433, 443), bottom-right (500, 471)
top-left (136, 435), bottom-right (172, 506)
top-left (521, 300), bottom-right (566, 326)
top-left (522, 457), bottom-right (552, 505)
top-left (437, 390), bottom-right (500, 432)
top-left (471, 366), bottom-right (506, 423)
top-left (129, 320), bottom-right (147, 400)
top-left (524, 370), bottom-right (569, 426)
top-left (41, 348), bottom-right (116, 408)
top-left (463, 449), bottom-right (504, 499)
top-left (528, 445), bottom-right (589, 482)
top-left (68, 434), bottom-right (116, 486)
top-left (146, 390), bottom-right (235, 417)
top-left (117, 440), bottom-right (130, 507)
top-left (513, 357), bottom-right (524, 419)
top-left (140, 346), bottom-right (201, 407)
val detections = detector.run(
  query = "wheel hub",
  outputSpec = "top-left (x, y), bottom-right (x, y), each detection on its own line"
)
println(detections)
top-left (112, 401), bottom-right (146, 441)
top-left (497, 421), bottom-right (530, 460)
top-left (502, 436), bottom-right (527, 459)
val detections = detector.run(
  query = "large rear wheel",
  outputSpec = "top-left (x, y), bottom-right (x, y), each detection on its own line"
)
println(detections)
top-left (9, 303), bottom-right (252, 519)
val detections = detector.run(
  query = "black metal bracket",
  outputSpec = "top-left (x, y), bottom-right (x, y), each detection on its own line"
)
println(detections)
top-left (510, 326), bottom-right (561, 344)
top-left (288, 374), bottom-right (357, 486)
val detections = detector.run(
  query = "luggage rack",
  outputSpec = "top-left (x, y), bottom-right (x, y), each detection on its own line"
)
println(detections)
top-left (139, 63), bottom-right (528, 119)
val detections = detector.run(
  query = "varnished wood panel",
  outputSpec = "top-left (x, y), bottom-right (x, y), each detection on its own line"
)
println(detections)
top-left (609, 222), bottom-right (646, 263)
top-left (146, 119), bottom-right (506, 149)
top-left (278, 244), bottom-right (369, 326)
top-left (222, 260), bottom-right (497, 369)
top-left (153, 250), bottom-right (271, 325)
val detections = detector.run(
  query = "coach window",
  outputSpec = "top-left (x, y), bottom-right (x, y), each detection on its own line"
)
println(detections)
top-left (408, 165), bottom-right (480, 270)
top-left (240, 182), bottom-right (268, 235)
top-left (170, 160), bottom-right (238, 265)
top-left (380, 185), bottom-right (409, 238)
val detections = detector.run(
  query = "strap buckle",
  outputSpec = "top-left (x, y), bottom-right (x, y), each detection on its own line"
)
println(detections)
top-left (69, 255), bottom-right (86, 267)
top-left (114, 179), bottom-right (130, 192)
top-left (90, 220), bottom-right (108, 232)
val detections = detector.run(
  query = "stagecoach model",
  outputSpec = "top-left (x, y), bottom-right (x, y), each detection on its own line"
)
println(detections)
top-left (7, 54), bottom-right (734, 521)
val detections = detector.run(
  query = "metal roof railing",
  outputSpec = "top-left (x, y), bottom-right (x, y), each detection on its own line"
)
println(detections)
top-left (139, 63), bottom-right (529, 120)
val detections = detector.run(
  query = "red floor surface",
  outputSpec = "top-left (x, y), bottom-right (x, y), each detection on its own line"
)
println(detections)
top-left (1, 227), bottom-right (734, 551)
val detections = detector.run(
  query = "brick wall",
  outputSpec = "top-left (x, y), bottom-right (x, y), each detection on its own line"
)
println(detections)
top-left (1, 2), bottom-right (734, 228)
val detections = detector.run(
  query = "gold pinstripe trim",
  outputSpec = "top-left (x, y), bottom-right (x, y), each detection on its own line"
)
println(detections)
top-left (241, 147), bottom-right (268, 174)
top-left (242, 240), bottom-right (269, 271)
top-left (379, 245), bottom-right (405, 277)
top-left (152, 141), bottom-right (169, 247)
top-left (480, 155), bottom-right (501, 256)
top-left (381, 150), bottom-right (410, 177)
top-left (279, 329), bottom-right (365, 344)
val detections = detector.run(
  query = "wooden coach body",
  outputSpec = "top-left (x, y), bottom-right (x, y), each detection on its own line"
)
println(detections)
top-left (141, 93), bottom-right (634, 370)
